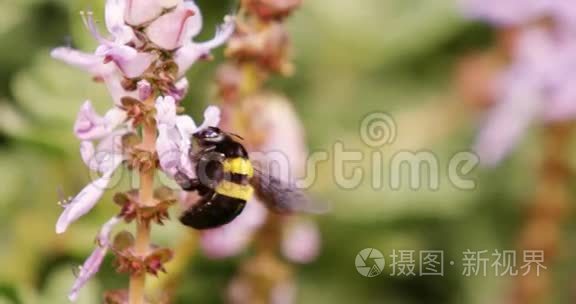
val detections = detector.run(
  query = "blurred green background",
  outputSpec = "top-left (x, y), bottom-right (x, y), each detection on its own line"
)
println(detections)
top-left (1, 0), bottom-right (574, 303)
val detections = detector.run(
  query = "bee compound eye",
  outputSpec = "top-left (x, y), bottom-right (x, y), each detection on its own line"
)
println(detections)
top-left (206, 128), bottom-right (223, 140)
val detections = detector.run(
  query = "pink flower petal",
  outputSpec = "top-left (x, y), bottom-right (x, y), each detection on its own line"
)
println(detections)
top-left (175, 115), bottom-right (196, 137)
top-left (68, 216), bottom-right (120, 302)
top-left (56, 173), bottom-right (115, 234)
top-left (155, 96), bottom-right (177, 125)
top-left (145, 2), bottom-right (199, 50)
top-left (155, 104), bottom-right (220, 177)
top-left (200, 225), bottom-right (252, 259)
top-left (106, 46), bottom-right (155, 78)
top-left (170, 78), bottom-right (189, 101)
top-left (97, 216), bottom-right (121, 246)
top-left (124, 0), bottom-right (164, 26)
top-left (178, 147), bottom-right (195, 178)
top-left (180, 0), bottom-right (203, 41)
top-left (550, 0), bottom-right (576, 34)
top-left (547, 84), bottom-right (576, 121)
top-left (473, 73), bottom-right (543, 166)
top-left (92, 129), bottom-right (129, 173)
top-left (200, 200), bottom-right (267, 258)
top-left (80, 141), bottom-right (96, 170)
top-left (74, 101), bottom-right (108, 141)
top-left (174, 45), bottom-right (204, 77)
top-left (156, 125), bottom-right (183, 176)
top-left (281, 219), bottom-right (320, 264)
top-left (270, 281), bottom-right (296, 304)
top-left (196, 105), bottom-right (221, 131)
top-left (195, 15), bottom-right (235, 50)
top-left (51, 47), bottom-right (115, 77)
top-left (103, 73), bottom-right (138, 105)
top-left (74, 102), bottom-right (126, 141)
top-left (460, 0), bottom-right (548, 26)
top-left (254, 97), bottom-right (308, 176)
top-left (68, 245), bottom-right (108, 302)
top-left (105, 0), bottom-right (136, 44)
top-left (175, 16), bottom-right (235, 76)
top-left (104, 107), bottom-right (127, 129)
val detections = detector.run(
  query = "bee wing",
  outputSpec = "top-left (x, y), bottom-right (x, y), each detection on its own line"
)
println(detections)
top-left (250, 162), bottom-right (330, 215)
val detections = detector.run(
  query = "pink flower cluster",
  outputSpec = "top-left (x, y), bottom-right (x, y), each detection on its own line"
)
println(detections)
top-left (461, 0), bottom-right (576, 30)
top-left (52, 0), bottom-right (232, 301)
top-left (461, 0), bottom-right (576, 165)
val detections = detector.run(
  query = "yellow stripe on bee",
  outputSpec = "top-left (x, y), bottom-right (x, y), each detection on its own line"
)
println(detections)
top-left (215, 181), bottom-right (254, 201)
top-left (222, 157), bottom-right (254, 177)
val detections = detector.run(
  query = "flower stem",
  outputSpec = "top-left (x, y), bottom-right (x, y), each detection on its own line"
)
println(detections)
top-left (513, 122), bottom-right (573, 304)
top-left (130, 99), bottom-right (158, 304)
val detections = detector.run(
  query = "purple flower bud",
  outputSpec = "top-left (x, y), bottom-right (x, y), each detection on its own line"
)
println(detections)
top-left (137, 80), bottom-right (153, 101)
top-left (68, 216), bottom-right (120, 302)
top-left (74, 101), bottom-right (108, 141)
top-left (170, 78), bottom-right (189, 101)
top-left (281, 220), bottom-right (320, 264)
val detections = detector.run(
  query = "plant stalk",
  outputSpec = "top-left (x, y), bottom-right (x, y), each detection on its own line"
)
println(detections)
top-left (129, 98), bottom-right (158, 304)
top-left (513, 122), bottom-right (573, 304)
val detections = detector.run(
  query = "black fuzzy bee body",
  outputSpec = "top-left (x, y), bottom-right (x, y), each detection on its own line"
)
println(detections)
top-left (177, 126), bottom-right (324, 229)
top-left (178, 127), bottom-right (254, 229)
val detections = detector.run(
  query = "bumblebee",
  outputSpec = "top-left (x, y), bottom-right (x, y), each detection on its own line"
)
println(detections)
top-left (175, 126), bottom-right (321, 229)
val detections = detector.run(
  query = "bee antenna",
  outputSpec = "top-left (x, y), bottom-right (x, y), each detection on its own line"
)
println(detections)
top-left (227, 132), bottom-right (244, 140)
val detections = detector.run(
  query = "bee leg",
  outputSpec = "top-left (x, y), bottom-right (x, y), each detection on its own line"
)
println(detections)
top-left (189, 146), bottom-right (217, 163)
top-left (174, 172), bottom-right (201, 191)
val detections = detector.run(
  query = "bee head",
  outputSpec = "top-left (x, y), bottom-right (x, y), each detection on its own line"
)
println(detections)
top-left (193, 126), bottom-right (226, 145)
